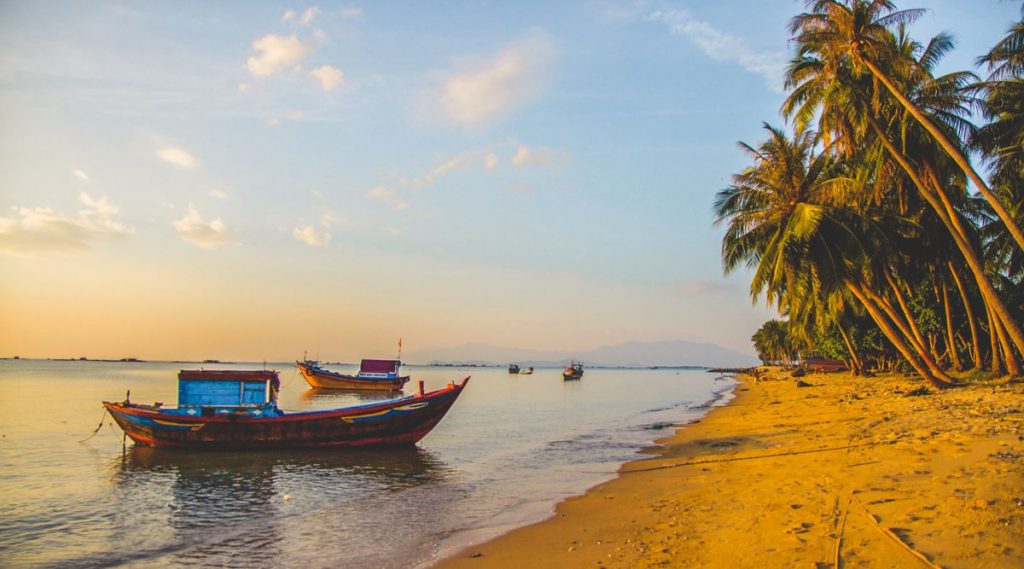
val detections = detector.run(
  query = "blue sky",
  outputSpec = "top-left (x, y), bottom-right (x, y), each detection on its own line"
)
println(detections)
top-left (0, 1), bottom-right (1018, 360)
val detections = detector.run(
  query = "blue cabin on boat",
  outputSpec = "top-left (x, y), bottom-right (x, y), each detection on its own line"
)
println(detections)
top-left (177, 369), bottom-right (280, 408)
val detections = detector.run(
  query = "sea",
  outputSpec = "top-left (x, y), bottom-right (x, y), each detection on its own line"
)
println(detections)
top-left (0, 360), bottom-right (735, 568)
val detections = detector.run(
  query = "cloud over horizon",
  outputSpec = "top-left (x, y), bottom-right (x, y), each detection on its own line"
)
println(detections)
top-left (157, 147), bottom-right (199, 169)
top-left (173, 206), bottom-right (238, 249)
top-left (309, 65), bottom-right (344, 92)
top-left (511, 144), bottom-right (570, 168)
top-left (0, 192), bottom-right (133, 255)
top-left (246, 34), bottom-right (313, 77)
top-left (366, 186), bottom-right (409, 210)
top-left (437, 34), bottom-right (554, 126)
top-left (292, 223), bottom-right (331, 246)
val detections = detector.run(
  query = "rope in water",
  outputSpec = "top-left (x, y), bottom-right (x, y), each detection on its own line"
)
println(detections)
top-left (78, 407), bottom-right (109, 443)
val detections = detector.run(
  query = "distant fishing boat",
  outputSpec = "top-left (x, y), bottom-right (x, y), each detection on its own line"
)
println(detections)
top-left (103, 369), bottom-right (469, 449)
top-left (297, 358), bottom-right (410, 391)
top-left (562, 361), bottom-right (584, 381)
top-left (508, 364), bottom-right (520, 374)
top-left (518, 367), bottom-right (534, 375)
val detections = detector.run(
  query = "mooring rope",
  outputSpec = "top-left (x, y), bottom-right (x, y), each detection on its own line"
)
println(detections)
top-left (78, 407), bottom-right (109, 443)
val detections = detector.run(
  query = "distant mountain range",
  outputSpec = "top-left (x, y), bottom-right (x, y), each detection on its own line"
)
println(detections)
top-left (406, 340), bottom-right (758, 368)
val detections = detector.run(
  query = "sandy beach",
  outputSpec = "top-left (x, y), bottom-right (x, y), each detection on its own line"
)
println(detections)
top-left (439, 371), bottom-right (1024, 568)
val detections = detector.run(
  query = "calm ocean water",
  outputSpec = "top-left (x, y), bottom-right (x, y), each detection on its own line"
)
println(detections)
top-left (0, 360), bottom-right (733, 568)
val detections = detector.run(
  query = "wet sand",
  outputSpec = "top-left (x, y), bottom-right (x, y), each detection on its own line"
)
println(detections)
top-left (438, 370), bottom-right (1024, 568)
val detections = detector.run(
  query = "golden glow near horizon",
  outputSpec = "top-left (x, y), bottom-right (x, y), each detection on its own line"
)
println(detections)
top-left (3, 2), bottom-right (1007, 361)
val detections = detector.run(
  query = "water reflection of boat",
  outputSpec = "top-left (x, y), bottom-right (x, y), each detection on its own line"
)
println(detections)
top-left (299, 388), bottom-right (398, 404)
top-left (562, 361), bottom-right (584, 381)
top-left (102, 444), bottom-right (451, 567)
top-left (116, 443), bottom-right (448, 486)
top-left (104, 369), bottom-right (469, 449)
top-left (297, 359), bottom-right (410, 391)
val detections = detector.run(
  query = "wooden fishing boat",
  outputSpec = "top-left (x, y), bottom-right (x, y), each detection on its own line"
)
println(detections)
top-left (562, 361), bottom-right (584, 381)
top-left (518, 367), bottom-right (534, 375)
top-left (103, 369), bottom-right (469, 449)
top-left (508, 364), bottom-right (520, 374)
top-left (297, 359), bottom-right (410, 391)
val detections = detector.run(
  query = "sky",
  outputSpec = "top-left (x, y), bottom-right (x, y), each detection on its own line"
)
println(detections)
top-left (0, 1), bottom-right (1018, 361)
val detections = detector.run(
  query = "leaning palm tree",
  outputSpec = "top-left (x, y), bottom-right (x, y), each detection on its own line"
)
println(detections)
top-left (790, 0), bottom-right (1024, 253)
top-left (785, 16), bottom-right (1024, 359)
top-left (715, 123), bottom-right (955, 387)
top-left (975, 15), bottom-right (1024, 293)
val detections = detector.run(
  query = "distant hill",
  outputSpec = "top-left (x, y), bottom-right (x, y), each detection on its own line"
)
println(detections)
top-left (406, 340), bottom-right (758, 368)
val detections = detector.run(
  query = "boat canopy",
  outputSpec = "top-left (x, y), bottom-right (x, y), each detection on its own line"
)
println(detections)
top-left (177, 369), bottom-right (279, 407)
top-left (179, 370), bottom-right (278, 382)
top-left (359, 359), bottom-right (400, 374)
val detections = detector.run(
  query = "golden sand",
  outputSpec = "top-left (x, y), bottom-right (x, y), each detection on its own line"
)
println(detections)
top-left (438, 371), bottom-right (1024, 568)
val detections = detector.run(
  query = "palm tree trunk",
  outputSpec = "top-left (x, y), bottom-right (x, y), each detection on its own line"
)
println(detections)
top-left (837, 324), bottom-right (863, 374)
top-left (941, 277), bottom-right (963, 371)
top-left (987, 303), bottom-right (1004, 375)
top-left (862, 57), bottom-right (1024, 252)
top-left (993, 311), bottom-right (1022, 377)
top-left (948, 261), bottom-right (982, 370)
top-left (885, 273), bottom-right (926, 349)
top-left (923, 168), bottom-right (1024, 356)
top-left (928, 334), bottom-right (942, 367)
top-left (866, 118), bottom-right (1024, 355)
top-left (863, 286), bottom-right (955, 383)
top-left (847, 282), bottom-right (950, 388)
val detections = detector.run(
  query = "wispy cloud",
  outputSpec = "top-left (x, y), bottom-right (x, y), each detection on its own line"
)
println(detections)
top-left (292, 223), bottom-right (331, 246)
top-left (73, 169), bottom-right (90, 182)
top-left (282, 9), bottom-right (296, 22)
top-left (301, 6), bottom-right (320, 26)
top-left (246, 34), bottom-right (313, 77)
top-left (366, 186), bottom-right (409, 210)
top-left (364, 142), bottom-right (569, 209)
top-left (437, 34), bottom-right (554, 126)
top-left (648, 9), bottom-right (785, 91)
top-left (309, 65), bottom-right (344, 92)
top-left (173, 206), bottom-right (238, 249)
top-left (511, 144), bottom-right (570, 168)
top-left (320, 210), bottom-right (348, 227)
top-left (412, 151), bottom-right (489, 188)
top-left (209, 189), bottom-right (230, 200)
top-left (157, 147), bottom-right (199, 169)
top-left (0, 192), bottom-right (132, 255)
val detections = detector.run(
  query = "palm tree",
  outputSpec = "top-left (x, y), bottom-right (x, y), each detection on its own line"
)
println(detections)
top-left (789, 0), bottom-right (1024, 254)
top-left (753, 320), bottom-right (795, 366)
top-left (784, 13), bottom-right (1024, 359)
top-left (715, 124), bottom-right (955, 387)
top-left (976, 15), bottom-right (1024, 300)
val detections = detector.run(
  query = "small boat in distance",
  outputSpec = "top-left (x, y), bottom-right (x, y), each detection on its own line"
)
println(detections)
top-left (297, 358), bottom-right (410, 391)
top-left (508, 364), bottom-right (520, 374)
top-left (103, 369), bottom-right (469, 449)
top-left (518, 367), bottom-right (534, 375)
top-left (563, 361), bottom-right (584, 381)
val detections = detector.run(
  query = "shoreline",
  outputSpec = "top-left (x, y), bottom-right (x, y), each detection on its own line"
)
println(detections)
top-left (423, 379), bottom-right (740, 568)
top-left (436, 370), bottom-right (1024, 568)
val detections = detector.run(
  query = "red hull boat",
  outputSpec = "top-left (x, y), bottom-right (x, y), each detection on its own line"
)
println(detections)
top-left (103, 370), bottom-right (469, 449)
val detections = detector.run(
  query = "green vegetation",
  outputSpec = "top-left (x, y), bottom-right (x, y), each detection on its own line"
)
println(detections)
top-left (716, 0), bottom-right (1024, 387)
